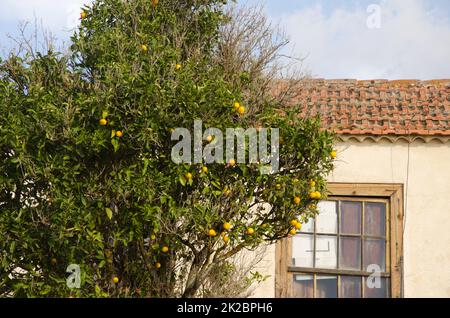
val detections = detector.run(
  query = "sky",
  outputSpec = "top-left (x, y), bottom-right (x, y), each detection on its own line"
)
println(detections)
top-left (0, 0), bottom-right (449, 80)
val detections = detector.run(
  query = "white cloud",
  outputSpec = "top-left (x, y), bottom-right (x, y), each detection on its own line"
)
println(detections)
top-left (279, 0), bottom-right (450, 79)
top-left (2, 0), bottom-right (92, 36)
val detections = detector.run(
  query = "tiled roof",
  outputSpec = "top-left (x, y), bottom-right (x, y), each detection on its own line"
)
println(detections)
top-left (291, 79), bottom-right (450, 137)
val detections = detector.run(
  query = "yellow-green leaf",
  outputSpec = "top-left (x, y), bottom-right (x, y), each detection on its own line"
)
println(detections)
top-left (105, 208), bottom-right (113, 220)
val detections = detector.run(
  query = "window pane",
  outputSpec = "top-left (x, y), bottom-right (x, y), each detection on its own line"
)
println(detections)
top-left (339, 236), bottom-right (361, 270)
top-left (363, 238), bottom-right (386, 271)
top-left (340, 201), bottom-right (361, 235)
top-left (292, 274), bottom-right (314, 298)
top-left (300, 218), bottom-right (314, 233)
top-left (340, 276), bottom-right (362, 298)
top-left (315, 235), bottom-right (337, 269)
top-left (316, 275), bottom-right (338, 298)
top-left (365, 202), bottom-right (386, 237)
top-left (364, 277), bottom-right (390, 298)
top-left (316, 201), bottom-right (337, 234)
top-left (292, 234), bottom-right (314, 267)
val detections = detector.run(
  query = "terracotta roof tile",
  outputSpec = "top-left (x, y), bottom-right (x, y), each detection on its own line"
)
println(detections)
top-left (288, 79), bottom-right (450, 136)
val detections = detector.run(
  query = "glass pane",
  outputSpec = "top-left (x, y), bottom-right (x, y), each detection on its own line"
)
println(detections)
top-left (316, 201), bottom-right (337, 234)
top-left (292, 234), bottom-right (314, 267)
top-left (300, 218), bottom-right (314, 233)
top-left (364, 277), bottom-right (389, 298)
top-left (339, 236), bottom-right (361, 270)
top-left (340, 201), bottom-right (362, 234)
top-left (340, 276), bottom-right (362, 298)
top-left (315, 235), bottom-right (337, 269)
top-left (363, 238), bottom-right (386, 271)
top-left (292, 274), bottom-right (314, 298)
top-left (316, 275), bottom-right (338, 298)
top-left (365, 202), bottom-right (386, 237)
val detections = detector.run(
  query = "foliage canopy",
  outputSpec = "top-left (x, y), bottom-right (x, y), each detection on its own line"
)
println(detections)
top-left (0, 0), bottom-right (335, 297)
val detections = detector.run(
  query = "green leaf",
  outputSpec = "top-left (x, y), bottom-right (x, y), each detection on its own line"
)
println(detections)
top-left (142, 158), bottom-right (149, 175)
top-left (95, 284), bottom-right (101, 295)
top-left (10, 241), bottom-right (16, 254)
top-left (111, 139), bottom-right (119, 152)
top-left (211, 181), bottom-right (221, 189)
top-left (40, 285), bottom-right (52, 295)
top-left (179, 176), bottom-right (186, 186)
top-left (105, 208), bottom-right (113, 220)
top-left (202, 187), bottom-right (210, 194)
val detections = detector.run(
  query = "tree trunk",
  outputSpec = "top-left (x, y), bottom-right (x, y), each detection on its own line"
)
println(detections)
top-left (182, 247), bottom-right (209, 298)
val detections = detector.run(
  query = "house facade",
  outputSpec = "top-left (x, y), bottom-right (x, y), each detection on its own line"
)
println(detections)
top-left (253, 79), bottom-right (450, 298)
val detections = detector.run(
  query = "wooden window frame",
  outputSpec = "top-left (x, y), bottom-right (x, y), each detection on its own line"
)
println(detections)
top-left (275, 183), bottom-right (404, 298)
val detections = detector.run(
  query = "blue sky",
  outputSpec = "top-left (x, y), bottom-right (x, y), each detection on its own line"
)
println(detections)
top-left (243, 0), bottom-right (450, 19)
top-left (1, 0), bottom-right (449, 79)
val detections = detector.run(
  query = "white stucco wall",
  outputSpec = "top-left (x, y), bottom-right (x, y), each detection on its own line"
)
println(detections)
top-left (251, 139), bottom-right (450, 298)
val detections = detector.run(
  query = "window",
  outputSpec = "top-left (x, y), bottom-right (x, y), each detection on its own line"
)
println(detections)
top-left (276, 183), bottom-right (404, 298)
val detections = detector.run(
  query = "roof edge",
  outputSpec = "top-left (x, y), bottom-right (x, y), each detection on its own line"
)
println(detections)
top-left (336, 134), bottom-right (450, 144)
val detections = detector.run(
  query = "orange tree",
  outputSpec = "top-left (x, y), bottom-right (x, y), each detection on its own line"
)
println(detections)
top-left (0, 0), bottom-right (335, 297)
